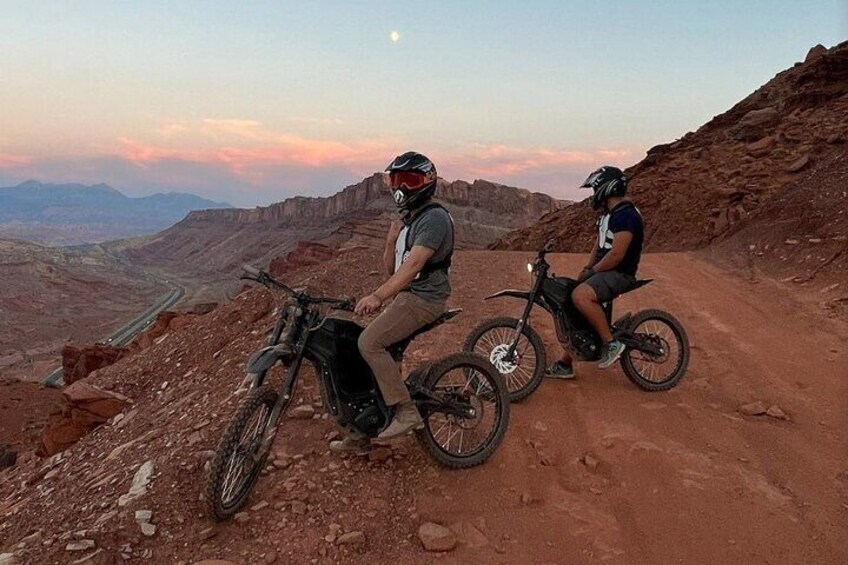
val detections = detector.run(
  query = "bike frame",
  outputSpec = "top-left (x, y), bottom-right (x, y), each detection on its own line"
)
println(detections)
top-left (486, 250), bottom-right (663, 360)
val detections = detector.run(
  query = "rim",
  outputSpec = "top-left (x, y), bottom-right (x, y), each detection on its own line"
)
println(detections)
top-left (473, 326), bottom-right (538, 393)
top-left (626, 318), bottom-right (683, 383)
top-left (220, 402), bottom-right (271, 508)
top-left (424, 363), bottom-right (502, 458)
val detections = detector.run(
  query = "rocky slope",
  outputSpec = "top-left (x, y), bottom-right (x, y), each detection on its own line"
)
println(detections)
top-left (112, 174), bottom-right (562, 299)
top-left (0, 239), bottom-right (166, 382)
top-left (707, 150), bottom-right (848, 316)
top-left (495, 42), bottom-right (848, 255)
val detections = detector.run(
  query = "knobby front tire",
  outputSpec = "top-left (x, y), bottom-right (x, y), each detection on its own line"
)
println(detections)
top-left (464, 317), bottom-right (547, 402)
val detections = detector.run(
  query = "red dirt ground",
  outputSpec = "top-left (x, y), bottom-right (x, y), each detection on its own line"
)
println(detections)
top-left (1, 251), bottom-right (846, 564)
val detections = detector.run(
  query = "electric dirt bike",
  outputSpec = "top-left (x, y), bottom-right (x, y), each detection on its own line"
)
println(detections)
top-left (207, 265), bottom-right (509, 521)
top-left (465, 241), bottom-right (689, 400)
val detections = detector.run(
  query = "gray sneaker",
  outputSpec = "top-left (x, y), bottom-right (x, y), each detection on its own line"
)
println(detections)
top-left (329, 435), bottom-right (369, 456)
top-left (545, 361), bottom-right (575, 380)
top-left (598, 340), bottom-right (626, 369)
top-left (374, 403), bottom-right (424, 442)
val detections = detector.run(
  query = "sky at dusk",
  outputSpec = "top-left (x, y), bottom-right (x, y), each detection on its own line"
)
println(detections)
top-left (0, 1), bottom-right (845, 206)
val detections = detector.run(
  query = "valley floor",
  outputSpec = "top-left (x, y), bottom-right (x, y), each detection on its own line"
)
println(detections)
top-left (1, 251), bottom-right (845, 564)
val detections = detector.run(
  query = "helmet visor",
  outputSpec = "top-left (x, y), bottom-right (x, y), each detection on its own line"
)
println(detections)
top-left (389, 171), bottom-right (429, 190)
top-left (581, 170), bottom-right (603, 189)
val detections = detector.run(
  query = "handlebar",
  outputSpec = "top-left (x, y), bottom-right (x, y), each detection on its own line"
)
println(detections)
top-left (537, 238), bottom-right (556, 259)
top-left (241, 264), bottom-right (355, 310)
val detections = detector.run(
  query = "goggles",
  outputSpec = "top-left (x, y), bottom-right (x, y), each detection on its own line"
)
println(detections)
top-left (389, 171), bottom-right (429, 190)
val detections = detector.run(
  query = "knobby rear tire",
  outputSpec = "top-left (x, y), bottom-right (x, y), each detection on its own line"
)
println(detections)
top-left (463, 317), bottom-right (547, 402)
top-left (206, 385), bottom-right (279, 521)
top-left (416, 352), bottom-right (510, 469)
top-left (620, 309), bottom-right (690, 392)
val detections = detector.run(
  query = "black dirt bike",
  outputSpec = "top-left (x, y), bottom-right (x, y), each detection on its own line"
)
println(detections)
top-left (206, 265), bottom-right (510, 521)
top-left (465, 241), bottom-right (690, 400)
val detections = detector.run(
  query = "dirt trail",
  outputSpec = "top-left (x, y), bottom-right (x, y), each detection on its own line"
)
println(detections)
top-left (1, 251), bottom-right (845, 564)
top-left (420, 251), bottom-right (847, 565)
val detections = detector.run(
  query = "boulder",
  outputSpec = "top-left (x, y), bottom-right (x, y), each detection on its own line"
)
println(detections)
top-left (61, 344), bottom-right (129, 385)
top-left (738, 401), bottom-right (768, 416)
top-left (787, 154), bottom-right (810, 173)
top-left (805, 44), bottom-right (827, 63)
top-left (746, 136), bottom-right (776, 156)
top-left (418, 522), bottom-right (458, 552)
top-left (191, 302), bottom-right (218, 315)
top-left (39, 381), bottom-right (129, 456)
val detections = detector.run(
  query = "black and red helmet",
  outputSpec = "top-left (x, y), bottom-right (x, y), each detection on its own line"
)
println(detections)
top-left (581, 166), bottom-right (628, 210)
top-left (386, 151), bottom-right (437, 210)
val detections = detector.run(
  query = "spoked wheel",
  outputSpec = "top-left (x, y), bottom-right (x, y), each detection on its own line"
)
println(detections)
top-left (620, 309), bottom-right (690, 391)
top-left (416, 352), bottom-right (509, 468)
top-left (206, 386), bottom-right (279, 520)
top-left (463, 317), bottom-right (546, 402)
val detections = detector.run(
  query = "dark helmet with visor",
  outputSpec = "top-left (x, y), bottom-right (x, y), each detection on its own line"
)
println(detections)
top-left (581, 166), bottom-right (628, 210)
top-left (386, 151), bottom-right (437, 211)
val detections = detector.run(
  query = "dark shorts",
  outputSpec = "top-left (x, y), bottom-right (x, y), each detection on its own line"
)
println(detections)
top-left (583, 271), bottom-right (637, 303)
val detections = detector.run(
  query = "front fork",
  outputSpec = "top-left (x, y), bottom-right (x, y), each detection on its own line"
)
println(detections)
top-left (504, 272), bottom-right (544, 361)
top-left (257, 335), bottom-right (308, 456)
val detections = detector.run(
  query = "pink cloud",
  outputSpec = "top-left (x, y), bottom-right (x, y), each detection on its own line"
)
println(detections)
top-left (0, 152), bottom-right (34, 168)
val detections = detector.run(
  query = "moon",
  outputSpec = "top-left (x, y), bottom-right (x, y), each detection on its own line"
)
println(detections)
top-left (390, 30), bottom-right (400, 43)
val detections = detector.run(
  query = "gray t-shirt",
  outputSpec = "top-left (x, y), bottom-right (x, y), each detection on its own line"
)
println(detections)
top-left (394, 205), bottom-right (453, 303)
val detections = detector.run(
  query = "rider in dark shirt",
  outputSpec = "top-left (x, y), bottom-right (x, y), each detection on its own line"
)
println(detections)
top-left (547, 166), bottom-right (644, 379)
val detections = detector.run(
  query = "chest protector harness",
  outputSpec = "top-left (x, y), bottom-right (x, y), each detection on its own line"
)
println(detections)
top-left (394, 202), bottom-right (455, 280)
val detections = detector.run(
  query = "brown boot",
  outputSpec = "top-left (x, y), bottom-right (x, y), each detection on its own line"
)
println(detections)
top-left (329, 435), bottom-right (369, 456)
top-left (374, 402), bottom-right (424, 442)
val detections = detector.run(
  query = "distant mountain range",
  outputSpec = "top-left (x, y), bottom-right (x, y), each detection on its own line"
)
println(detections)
top-left (0, 181), bottom-right (231, 245)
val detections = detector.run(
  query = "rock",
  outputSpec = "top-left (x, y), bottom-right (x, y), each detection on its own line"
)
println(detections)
top-left (418, 522), bottom-right (458, 552)
top-left (134, 510), bottom-right (153, 523)
top-left (805, 44), bottom-right (827, 63)
top-left (40, 381), bottom-right (129, 456)
top-left (234, 512), bottom-right (250, 524)
top-left (263, 551), bottom-right (278, 564)
top-left (449, 521), bottom-right (489, 548)
top-left (739, 401), bottom-right (768, 416)
top-left (198, 527), bottom-right (218, 541)
top-left (519, 492), bottom-right (535, 505)
top-left (118, 460), bottom-right (154, 506)
top-left (746, 136), bottom-right (775, 156)
top-left (290, 500), bottom-right (307, 515)
top-left (0, 445), bottom-right (17, 469)
top-left (533, 421), bottom-right (548, 432)
top-left (140, 523), bottom-right (156, 537)
top-left (336, 531), bottom-right (366, 547)
top-left (251, 500), bottom-right (269, 512)
top-left (191, 302), bottom-right (218, 315)
top-left (61, 344), bottom-right (130, 385)
top-left (787, 154), bottom-right (810, 173)
top-left (290, 405), bottom-right (315, 419)
top-left (582, 454), bottom-right (600, 469)
top-left (766, 405), bottom-right (789, 420)
top-left (65, 540), bottom-right (96, 552)
top-left (194, 561), bottom-right (241, 565)
top-left (0, 554), bottom-right (19, 565)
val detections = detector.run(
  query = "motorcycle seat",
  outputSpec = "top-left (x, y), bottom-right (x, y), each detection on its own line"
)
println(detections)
top-left (388, 308), bottom-right (463, 359)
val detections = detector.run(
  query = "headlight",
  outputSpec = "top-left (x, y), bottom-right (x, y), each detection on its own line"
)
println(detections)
top-left (527, 262), bottom-right (534, 273)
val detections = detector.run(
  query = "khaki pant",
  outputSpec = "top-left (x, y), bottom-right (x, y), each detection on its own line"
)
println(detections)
top-left (358, 292), bottom-right (446, 406)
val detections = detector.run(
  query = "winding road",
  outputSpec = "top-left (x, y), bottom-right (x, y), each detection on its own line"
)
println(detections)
top-left (40, 284), bottom-right (185, 387)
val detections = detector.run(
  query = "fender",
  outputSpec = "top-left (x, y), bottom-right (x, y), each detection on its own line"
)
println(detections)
top-left (484, 289), bottom-right (533, 302)
top-left (483, 288), bottom-right (550, 312)
top-left (245, 343), bottom-right (295, 374)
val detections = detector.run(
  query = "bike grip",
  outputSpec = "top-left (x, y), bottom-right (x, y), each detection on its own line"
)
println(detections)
top-left (242, 264), bottom-right (261, 277)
